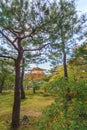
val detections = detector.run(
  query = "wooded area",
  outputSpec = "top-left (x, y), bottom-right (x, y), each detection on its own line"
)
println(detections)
top-left (0, 0), bottom-right (87, 130)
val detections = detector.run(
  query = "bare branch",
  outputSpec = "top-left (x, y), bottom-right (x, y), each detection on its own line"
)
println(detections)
top-left (0, 54), bottom-right (16, 61)
top-left (21, 29), bottom-right (36, 40)
top-left (9, 29), bottom-right (18, 37)
top-left (0, 30), bottom-right (19, 51)
top-left (3, 27), bottom-right (18, 37)
top-left (24, 42), bottom-right (50, 52)
top-left (13, 37), bottom-right (18, 44)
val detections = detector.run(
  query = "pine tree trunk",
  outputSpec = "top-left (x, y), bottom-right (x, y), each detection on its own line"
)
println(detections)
top-left (60, 0), bottom-right (68, 80)
top-left (0, 85), bottom-right (3, 93)
top-left (21, 85), bottom-right (25, 99)
top-left (0, 76), bottom-right (6, 93)
top-left (21, 58), bottom-right (25, 99)
top-left (11, 40), bottom-right (23, 128)
top-left (33, 87), bottom-right (36, 94)
top-left (11, 60), bottom-right (21, 128)
top-left (63, 52), bottom-right (68, 79)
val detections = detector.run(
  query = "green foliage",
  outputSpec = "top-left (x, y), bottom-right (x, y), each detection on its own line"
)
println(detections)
top-left (0, 60), bottom-right (14, 92)
top-left (72, 42), bottom-right (87, 64)
top-left (48, 0), bottom-right (78, 61)
top-left (38, 78), bottom-right (87, 130)
top-left (29, 80), bottom-right (41, 90)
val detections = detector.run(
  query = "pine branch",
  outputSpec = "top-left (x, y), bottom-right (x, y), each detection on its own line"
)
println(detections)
top-left (24, 42), bottom-right (50, 52)
top-left (0, 54), bottom-right (15, 61)
top-left (0, 30), bottom-right (19, 51)
top-left (21, 29), bottom-right (36, 40)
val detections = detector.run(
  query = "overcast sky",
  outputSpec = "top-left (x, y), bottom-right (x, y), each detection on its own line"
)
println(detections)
top-left (76, 0), bottom-right (87, 14)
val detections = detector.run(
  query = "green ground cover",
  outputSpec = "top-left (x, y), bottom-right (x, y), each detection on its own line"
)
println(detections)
top-left (0, 90), bottom-right (54, 130)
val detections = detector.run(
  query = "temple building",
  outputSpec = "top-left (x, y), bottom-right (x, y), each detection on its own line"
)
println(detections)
top-left (25, 67), bottom-right (45, 80)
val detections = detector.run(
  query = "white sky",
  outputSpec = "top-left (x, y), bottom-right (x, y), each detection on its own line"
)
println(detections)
top-left (30, 0), bottom-right (87, 70)
top-left (76, 0), bottom-right (87, 13)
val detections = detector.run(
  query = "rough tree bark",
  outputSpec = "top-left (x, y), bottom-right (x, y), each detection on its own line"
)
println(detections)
top-left (63, 52), bottom-right (68, 79)
top-left (11, 40), bottom-right (23, 128)
top-left (20, 58), bottom-right (25, 99)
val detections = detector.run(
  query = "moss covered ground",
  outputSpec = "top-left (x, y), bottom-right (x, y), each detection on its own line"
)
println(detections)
top-left (0, 90), bottom-right (54, 130)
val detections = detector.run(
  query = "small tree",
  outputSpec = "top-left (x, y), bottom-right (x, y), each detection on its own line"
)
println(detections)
top-left (48, 0), bottom-right (87, 79)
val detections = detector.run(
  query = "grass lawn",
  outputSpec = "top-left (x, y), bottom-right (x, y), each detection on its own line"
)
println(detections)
top-left (0, 90), bottom-right (54, 130)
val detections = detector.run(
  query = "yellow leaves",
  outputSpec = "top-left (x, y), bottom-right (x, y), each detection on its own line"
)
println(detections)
top-left (60, 111), bottom-right (64, 119)
top-left (49, 74), bottom-right (57, 82)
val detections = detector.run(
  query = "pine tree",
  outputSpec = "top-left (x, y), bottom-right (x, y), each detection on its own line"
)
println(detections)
top-left (0, 0), bottom-right (51, 128)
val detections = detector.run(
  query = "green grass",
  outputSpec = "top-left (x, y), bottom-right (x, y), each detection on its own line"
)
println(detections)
top-left (0, 90), bottom-right (54, 130)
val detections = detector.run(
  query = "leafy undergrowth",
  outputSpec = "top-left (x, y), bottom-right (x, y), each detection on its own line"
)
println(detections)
top-left (0, 90), bottom-right (54, 130)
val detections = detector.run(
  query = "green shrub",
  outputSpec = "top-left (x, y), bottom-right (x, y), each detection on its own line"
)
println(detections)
top-left (38, 79), bottom-right (87, 130)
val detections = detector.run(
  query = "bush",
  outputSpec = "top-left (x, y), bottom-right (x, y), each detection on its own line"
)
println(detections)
top-left (38, 79), bottom-right (87, 130)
